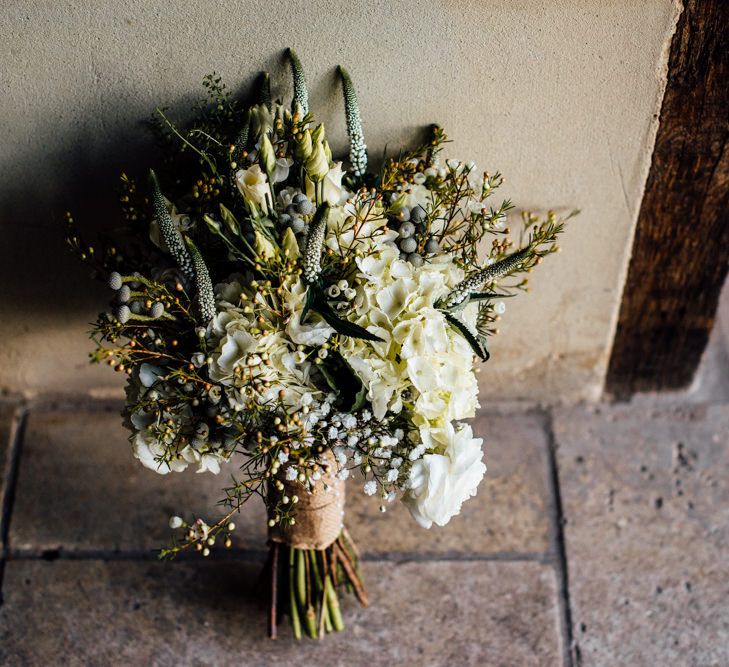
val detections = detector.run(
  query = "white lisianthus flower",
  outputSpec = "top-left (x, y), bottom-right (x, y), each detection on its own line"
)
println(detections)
top-left (235, 164), bottom-right (271, 214)
top-left (194, 452), bottom-right (223, 474)
top-left (398, 183), bottom-right (432, 212)
top-left (272, 157), bottom-right (294, 184)
top-left (307, 162), bottom-right (345, 205)
top-left (402, 423), bottom-right (486, 528)
top-left (322, 161), bottom-right (344, 205)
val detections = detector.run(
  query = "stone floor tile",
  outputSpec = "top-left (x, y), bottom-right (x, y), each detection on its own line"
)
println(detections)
top-left (9, 409), bottom-right (267, 555)
top-left (0, 558), bottom-right (562, 667)
top-left (0, 403), bottom-right (19, 550)
top-left (554, 403), bottom-right (729, 665)
top-left (10, 408), bottom-right (553, 557)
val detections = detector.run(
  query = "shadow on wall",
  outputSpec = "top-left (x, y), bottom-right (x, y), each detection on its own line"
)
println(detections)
top-left (1, 105), bottom-right (160, 323)
top-left (0, 70), bottom-right (270, 325)
top-left (0, 59), bottom-right (424, 327)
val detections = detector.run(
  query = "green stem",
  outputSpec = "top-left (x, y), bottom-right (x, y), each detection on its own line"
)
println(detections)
top-left (324, 574), bottom-right (344, 632)
top-left (322, 593), bottom-right (333, 634)
top-left (309, 549), bottom-right (323, 592)
top-left (296, 549), bottom-right (306, 609)
top-left (289, 547), bottom-right (302, 640)
top-left (304, 606), bottom-right (317, 639)
top-left (302, 550), bottom-right (317, 639)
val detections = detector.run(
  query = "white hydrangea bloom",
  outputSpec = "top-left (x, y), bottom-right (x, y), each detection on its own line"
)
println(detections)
top-left (402, 423), bottom-right (486, 529)
top-left (340, 243), bottom-right (479, 427)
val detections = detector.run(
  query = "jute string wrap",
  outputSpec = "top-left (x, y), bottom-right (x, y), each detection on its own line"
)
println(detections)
top-left (267, 451), bottom-right (345, 550)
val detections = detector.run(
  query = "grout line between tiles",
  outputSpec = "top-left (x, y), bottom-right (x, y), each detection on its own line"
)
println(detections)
top-left (543, 408), bottom-right (578, 667)
top-left (0, 408), bottom-right (29, 605)
top-left (6, 547), bottom-right (555, 565)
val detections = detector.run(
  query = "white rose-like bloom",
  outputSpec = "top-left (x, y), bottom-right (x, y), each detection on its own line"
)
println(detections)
top-left (403, 422), bottom-right (486, 528)
top-left (235, 164), bottom-right (271, 214)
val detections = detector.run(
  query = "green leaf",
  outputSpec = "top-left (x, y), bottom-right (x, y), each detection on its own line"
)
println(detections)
top-left (442, 310), bottom-right (488, 361)
top-left (300, 286), bottom-right (316, 324)
top-left (315, 296), bottom-right (384, 342)
top-left (477, 334), bottom-right (491, 362)
top-left (350, 381), bottom-right (369, 412)
top-left (467, 291), bottom-right (515, 301)
top-left (317, 360), bottom-right (341, 394)
top-left (219, 204), bottom-right (241, 236)
top-left (317, 351), bottom-right (369, 412)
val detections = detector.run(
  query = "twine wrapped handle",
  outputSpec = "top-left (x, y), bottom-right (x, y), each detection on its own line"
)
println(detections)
top-left (268, 451), bottom-right (345, 550)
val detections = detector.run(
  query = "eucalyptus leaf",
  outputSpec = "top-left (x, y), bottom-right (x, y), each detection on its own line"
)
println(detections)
top-left (350, 381), bottom-right (369, 412)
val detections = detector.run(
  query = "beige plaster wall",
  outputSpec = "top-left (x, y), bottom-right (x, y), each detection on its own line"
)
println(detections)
top-left (0, 0), bottom-right (680, 400)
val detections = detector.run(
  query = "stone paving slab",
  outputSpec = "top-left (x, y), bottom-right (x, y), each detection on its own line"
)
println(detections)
top-left (554, 403), bottom-right (729, 666)
top-left (0, 558), bottom-right (562, 666)
top-left (9, 409), bottom-right (267, 555)
top-left (0, 403), bottom-right (19, 551)
top-left (10, 408), bottom-right (553, 557)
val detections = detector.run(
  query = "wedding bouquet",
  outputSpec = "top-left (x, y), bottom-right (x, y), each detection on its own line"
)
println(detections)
top-left (66, 50), bottom-right (569, 639)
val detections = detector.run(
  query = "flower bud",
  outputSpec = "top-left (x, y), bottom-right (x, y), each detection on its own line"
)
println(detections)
top-left (294, 129), bottom-right (313, 162)
top-left (305, 141), bottom-right (329, 182)
top-left (323, 139), bottom-right (332, 164)
top-left (311, 123), bottom-right (325, 145)
top-left (250, 104), bottom-right (272, 137)
top-left (260, 133), bottom-right (277, 176)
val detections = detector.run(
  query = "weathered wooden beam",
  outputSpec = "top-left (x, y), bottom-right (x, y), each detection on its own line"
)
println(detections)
top-left (606, 0), bottom-right (729, 398)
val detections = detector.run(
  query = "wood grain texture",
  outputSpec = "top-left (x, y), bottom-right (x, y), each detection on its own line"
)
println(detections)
top-left (607, 0), bottom-right (729, 397)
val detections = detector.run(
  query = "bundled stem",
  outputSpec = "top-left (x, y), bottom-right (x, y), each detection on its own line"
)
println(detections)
top-left (265, 529), bottom-right (367, 640)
